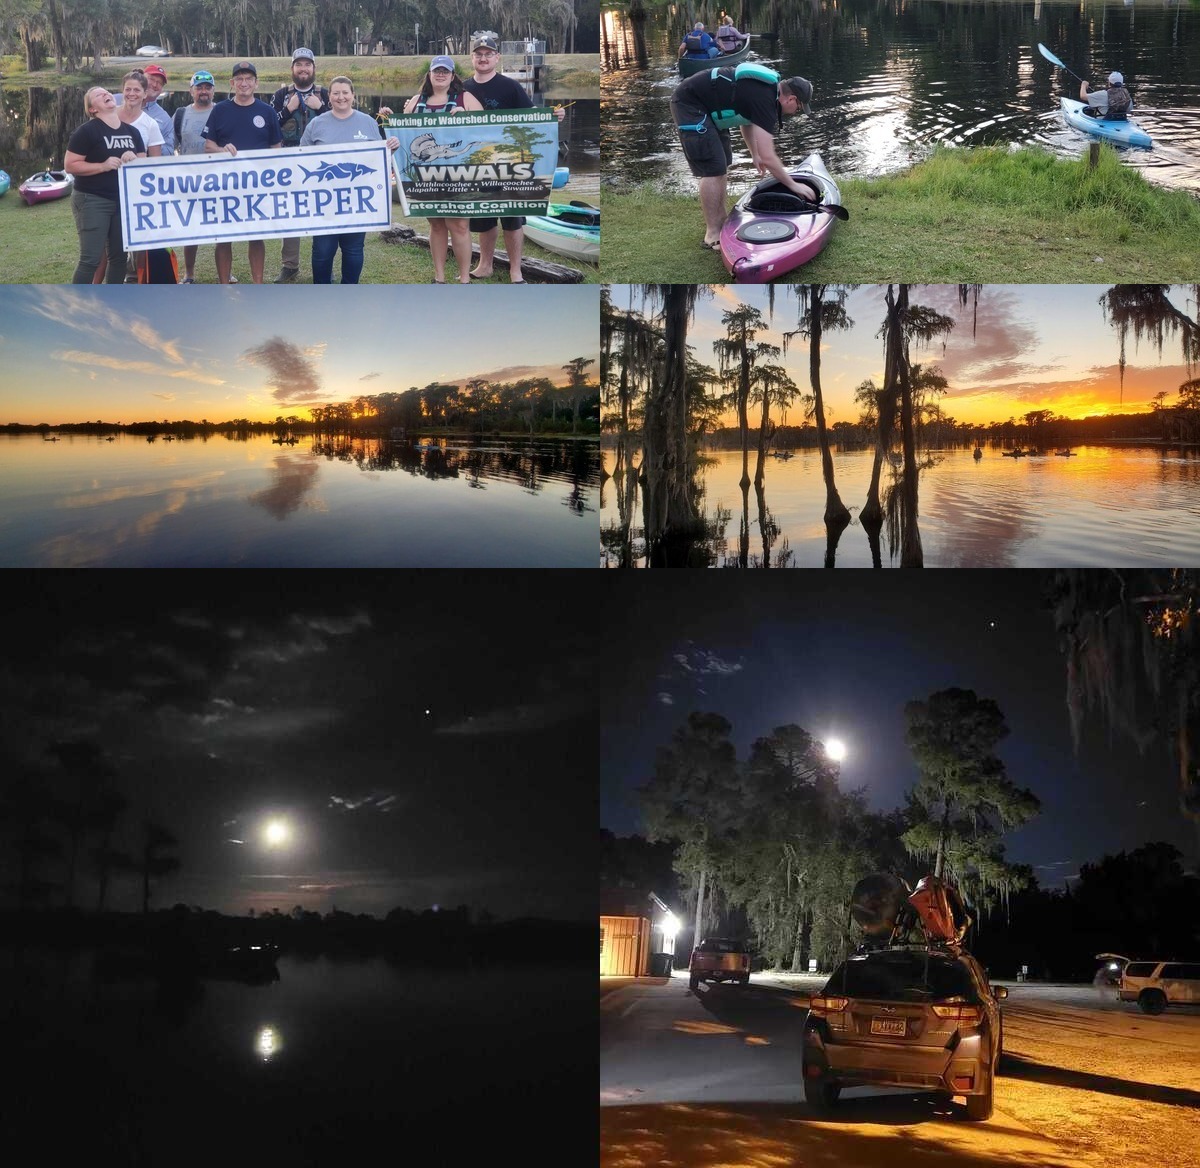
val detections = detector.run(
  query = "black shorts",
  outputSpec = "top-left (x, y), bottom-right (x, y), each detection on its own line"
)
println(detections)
top-left (469, 217), bottom-right (526, 232)
top-left (670, 99), bottom-right (733, 178)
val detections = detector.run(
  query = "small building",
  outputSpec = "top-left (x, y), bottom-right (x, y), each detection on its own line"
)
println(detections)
top-left (501, 39), bottom-right (546, 86)
top-left (600, 889), bottom-right (679, 977)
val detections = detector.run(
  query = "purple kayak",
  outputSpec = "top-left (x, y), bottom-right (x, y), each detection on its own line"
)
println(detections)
top-left (720, 153), bottom-right (842, 283)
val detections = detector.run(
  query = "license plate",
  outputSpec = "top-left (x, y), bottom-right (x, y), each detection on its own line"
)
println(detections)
top-left (870, 1017), bottom-right (906, 1037)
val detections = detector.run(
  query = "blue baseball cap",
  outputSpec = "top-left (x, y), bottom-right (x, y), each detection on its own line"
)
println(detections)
top-left (430, 55), bottom-right (455, 72)
top-left (190, 70), bottom-right (215, 86)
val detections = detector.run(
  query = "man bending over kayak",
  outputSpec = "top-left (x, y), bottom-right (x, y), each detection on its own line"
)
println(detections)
top-left (1080, 71), bottom-right (1131, 119)
top-left (671, 66), bottom-right (814, 250)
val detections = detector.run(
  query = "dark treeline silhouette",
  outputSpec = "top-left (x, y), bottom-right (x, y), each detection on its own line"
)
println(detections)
top-left (970, 843), bottom-right (1200, 980)
top-left (5, 372), bottom-right (601, 441)
top-left (2, 903), bottom-right (591, 972)
top-left (704, 409), bottom-right (1199, 452)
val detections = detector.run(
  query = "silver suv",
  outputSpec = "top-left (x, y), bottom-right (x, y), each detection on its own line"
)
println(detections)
top-left (1118, 961), bottom-right (1200, 1014)
top-left (802, 945), bottom-right (1007, 1121)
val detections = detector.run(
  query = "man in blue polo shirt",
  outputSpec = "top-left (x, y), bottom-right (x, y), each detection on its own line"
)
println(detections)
top-left (202, 60), bottom-right (283, 284)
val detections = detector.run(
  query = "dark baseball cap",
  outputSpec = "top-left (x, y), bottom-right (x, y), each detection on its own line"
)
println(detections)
top-left (471, 32), bottom-right (500, 52)
top-left (785, 76), bottom-right (813, 112)
top-left (292, 47), bottom-right (315, 62)
top-left (231, 60), bottom-right (257, 77)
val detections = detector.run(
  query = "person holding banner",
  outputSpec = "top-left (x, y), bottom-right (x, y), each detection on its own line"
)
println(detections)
top-left (271, 48), bottom-right (331, 284)
top-left (173, 70), bottom-right (225, 284)
top-left (300, 76), bottom-right (401, 284)
top-left (202, 61), bottom-right (283, 284)
top-left (462, 31), bottom-right (565, 284)
top-left (64, 87), bottom-right (146, 283)
top-left (402, 57), bottom-right (482, 284)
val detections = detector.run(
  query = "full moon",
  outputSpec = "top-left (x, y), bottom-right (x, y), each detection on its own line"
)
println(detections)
top-left (263, 819), bottom-right (290, 847)
top-left (825, 738), bottom-right (847, 762)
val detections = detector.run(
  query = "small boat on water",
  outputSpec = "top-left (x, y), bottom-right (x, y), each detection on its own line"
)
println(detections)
top-left (720, 153), bottom-right (843, 283)
top-left (524, 200), bottom-right (600, 263)
top-left (1001, 449), bottom-right (1026, 458)
top-left (19, 168), bottom-right (73, 206)
top-left (1054, 449), bottom-right (1077, 456)
top-left (679, 40), bottom-right (752, 77)
top-left (973, 447), bottom-right (983, 459)
top-left (1060, 97), bottom-right (1152, 149)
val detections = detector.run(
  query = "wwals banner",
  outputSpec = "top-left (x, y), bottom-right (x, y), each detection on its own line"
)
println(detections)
top-left (385, 109), bottom-right (559, 218)
top-left (118, 141), bottom-right (392, 249)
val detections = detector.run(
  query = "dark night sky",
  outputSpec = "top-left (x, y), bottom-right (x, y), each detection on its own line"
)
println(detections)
top-left (599, 572), bottom-right (1196, 888)
top-left (3, 571), bottom-right (597, 921)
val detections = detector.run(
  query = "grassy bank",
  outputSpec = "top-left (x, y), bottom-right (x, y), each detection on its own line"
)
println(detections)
top-left (603, 145), bottom-right (1200, 283)
top-left (0, 189), bottom-right (600, 284)
top-left (5, 54), bottom-right (599, 97)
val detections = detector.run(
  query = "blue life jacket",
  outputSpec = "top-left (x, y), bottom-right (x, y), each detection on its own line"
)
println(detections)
top-left (708, 63), bottom-right (779, 129)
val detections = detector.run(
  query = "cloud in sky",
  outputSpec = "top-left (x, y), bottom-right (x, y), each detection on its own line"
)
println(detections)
top-left (28, 288), bottom-right (186, 365)
top-left (240, 337), bottom-right (324, 402)
top-left (51, 349), bottom-right (226, 385)
top-left (359, 372), bottom-right (381, 381)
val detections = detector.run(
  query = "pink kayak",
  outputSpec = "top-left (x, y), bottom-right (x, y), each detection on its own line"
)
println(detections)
top-left (720, 153), bottom-right (843, 283)
top-left (19, 169), bottom-right (73, 206)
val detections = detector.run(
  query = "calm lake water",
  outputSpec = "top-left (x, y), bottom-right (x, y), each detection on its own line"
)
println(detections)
top-left (602, 0), bottom-right (1200, 195)
top-left (600, 444), bottom-right (1200, 567)
top-left (1, 432), bottom-right (599, 567)
top-left (0, 85), bottom-right (599, 187)
top-left (6, 948), bottom-right (588, 1162)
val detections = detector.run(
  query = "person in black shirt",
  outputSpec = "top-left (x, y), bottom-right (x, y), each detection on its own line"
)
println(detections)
top-left (671, 68), bottom-right (813, 249)
top-left (462, 30), bottom-right (564, 283)
top-left (64, 86), bottom-right (146, 283)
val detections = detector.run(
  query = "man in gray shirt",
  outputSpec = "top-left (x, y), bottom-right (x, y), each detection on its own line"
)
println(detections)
top-left (172, 70), bottom-right (226, 283)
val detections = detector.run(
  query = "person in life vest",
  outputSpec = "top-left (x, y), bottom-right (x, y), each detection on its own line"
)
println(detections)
top-left (678, 22), bottom-right (719, 60)
top-left (671, 65), bottom-right (814, 249)
top-left (1080, 71), bottom-right (1132, 119)
top-left (714, 17), bottom-right (746, 55)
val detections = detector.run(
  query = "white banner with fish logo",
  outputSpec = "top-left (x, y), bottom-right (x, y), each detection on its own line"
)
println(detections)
top-left (385, 109), bottom-right (559, 218)
top-left (117, 140), bottom-right (391, 249)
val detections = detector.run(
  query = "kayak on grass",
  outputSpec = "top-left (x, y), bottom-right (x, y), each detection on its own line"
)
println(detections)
top-left (1059, 97), bottom-right (1152, 149)
top-left (719, 152), bottom-right (842, 284)
top-left (524, 201), bottom-right (600, 263)
top-left (19, 169), bottom-right (73, 205)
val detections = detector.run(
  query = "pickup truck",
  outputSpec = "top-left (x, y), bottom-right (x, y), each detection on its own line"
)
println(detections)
top-left (689, 937), bottom-right (751, 990)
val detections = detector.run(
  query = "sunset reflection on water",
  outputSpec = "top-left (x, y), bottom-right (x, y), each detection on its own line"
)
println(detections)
top-left (601, 445), bottom-right (1200, 568)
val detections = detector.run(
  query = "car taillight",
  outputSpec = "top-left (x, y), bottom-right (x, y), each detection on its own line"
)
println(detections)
top-left (808, 996), bottom-right (849, 1013)
top-left (932, 1004), bottom-right (983, 1023)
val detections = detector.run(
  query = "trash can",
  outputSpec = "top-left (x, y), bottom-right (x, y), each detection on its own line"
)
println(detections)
top-left (650, 952), bottom-right (673, 977)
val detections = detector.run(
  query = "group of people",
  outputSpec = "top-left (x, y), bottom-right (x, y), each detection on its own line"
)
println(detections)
top-left (63, 32), bottom-right (563, 285)
top-left (678, 15), bottom-right (746, 60)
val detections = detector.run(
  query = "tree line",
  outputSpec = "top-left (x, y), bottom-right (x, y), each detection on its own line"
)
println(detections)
top-left (1, 740), bottom-right (181, 915)
top-left (631, 688), bottom-right (1040, 972)
top-left (5, 360), bottom-right (601, 438)
top-left (604, 568), bottom-right (1200, 970)
top-left (602, 284), bottom-right (1200, 567)
top-left (2, 0), bottom-right (600, 73)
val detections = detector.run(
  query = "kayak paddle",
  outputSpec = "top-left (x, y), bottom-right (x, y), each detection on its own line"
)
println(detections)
top-left (803, 198), bottom-right (850, 221)
top-left (1037, 43), bottom-right (1086, 85)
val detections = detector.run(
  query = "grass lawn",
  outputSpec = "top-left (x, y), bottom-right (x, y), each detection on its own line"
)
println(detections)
top-left (0, 189), bottom-right (600, 284)
top-left (602, 145), bottom-right (1200, 283)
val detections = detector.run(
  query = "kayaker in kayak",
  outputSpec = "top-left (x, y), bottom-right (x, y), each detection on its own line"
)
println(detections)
top-left (1080, 71), bottom-right (1131, 119)
top-left (714, 18), bottom-right (746, 55)
top-left (679, 22), bottom-right (719, 60)
top-left (670, 65), bottom-right (814, 249)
